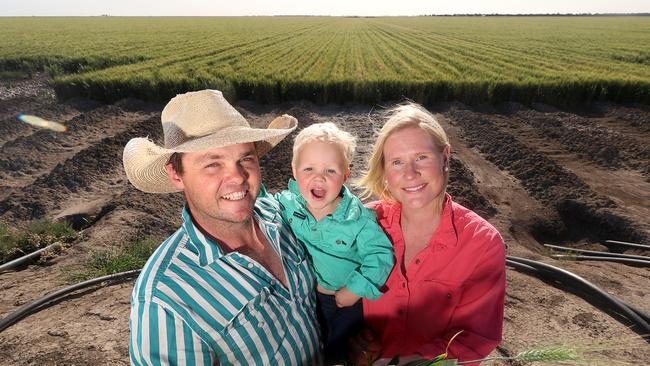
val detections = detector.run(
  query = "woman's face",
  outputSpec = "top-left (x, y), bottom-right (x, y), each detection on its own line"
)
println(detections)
top-left (382, 126), bottom-right (450, 212)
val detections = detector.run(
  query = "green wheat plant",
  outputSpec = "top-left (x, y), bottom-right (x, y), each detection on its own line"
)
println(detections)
top-left (393, 334), bottom-right (649, 366)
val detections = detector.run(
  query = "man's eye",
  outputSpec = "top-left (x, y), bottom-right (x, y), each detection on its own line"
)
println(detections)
top-left (416, 155), bottom-right (428, 161)
top-left (392, 160), bottom-right (402, 166)
top-left (242, 156), bottom-right (254, 162)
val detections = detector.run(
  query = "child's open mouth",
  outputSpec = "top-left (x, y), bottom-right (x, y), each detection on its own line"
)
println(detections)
top-left (311, 188), bottom-right (326, 199)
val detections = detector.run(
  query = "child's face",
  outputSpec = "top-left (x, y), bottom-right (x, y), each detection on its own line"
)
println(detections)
top-left (293, 141), bottom-right (350, 218)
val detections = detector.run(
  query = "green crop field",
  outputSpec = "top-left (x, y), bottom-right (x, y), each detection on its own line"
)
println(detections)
top-left (1, 16), bottom-right (649, 105)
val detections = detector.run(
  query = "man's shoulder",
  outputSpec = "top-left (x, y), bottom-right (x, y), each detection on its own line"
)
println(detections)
top-left (255, 187), bottom-right (285, 217)
top-left (131, 227), bottom-right (190, 302)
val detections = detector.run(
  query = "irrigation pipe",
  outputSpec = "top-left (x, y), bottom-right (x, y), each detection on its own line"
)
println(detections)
top-left (506, 255), bottom-right (650, 337)
top-left (543, 244), bottom-right (650, 261)
top-left (0, 244), bottom-right (61, 273)
top-left (551, 254), bottom-right (650, 268)
top-left (601, 240), bottom-right (650, 251)
top-left (0, 269), bottom-right (141, 333)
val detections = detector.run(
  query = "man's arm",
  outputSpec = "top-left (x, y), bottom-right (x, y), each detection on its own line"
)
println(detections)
top-left (130, 300), bottom-right (215, 366)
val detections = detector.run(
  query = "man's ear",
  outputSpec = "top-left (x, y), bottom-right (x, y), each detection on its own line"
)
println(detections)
top-left (165, 163), bottom-right (185, 190)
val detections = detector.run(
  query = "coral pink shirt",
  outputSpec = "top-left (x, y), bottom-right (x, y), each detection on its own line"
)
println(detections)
top-left (363, 194), bottom-right (506, 364)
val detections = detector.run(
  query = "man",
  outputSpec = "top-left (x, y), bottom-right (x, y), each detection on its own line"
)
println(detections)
top-left (123, 90), bottom-right (321, 365)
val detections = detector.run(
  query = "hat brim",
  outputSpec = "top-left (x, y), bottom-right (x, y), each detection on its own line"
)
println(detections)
top-left (123, 115), bottom-right (297, 193)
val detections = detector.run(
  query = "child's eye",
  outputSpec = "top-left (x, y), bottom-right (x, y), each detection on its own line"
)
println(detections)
top-left (326, 169), bottom-right (337, 174)
top-left (303, 167), bottom-right (313, 172)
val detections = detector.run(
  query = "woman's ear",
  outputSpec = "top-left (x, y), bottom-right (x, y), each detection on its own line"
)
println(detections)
top-left (443, 145), bottom-right (451, 170)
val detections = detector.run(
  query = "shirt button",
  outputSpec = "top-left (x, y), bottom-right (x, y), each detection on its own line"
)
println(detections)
top-left (258, 321), bottom-right (265, 328)
top-left (336, 239), bottom-right (341, 244)
top-left (415, 259), bottom-right (421, 265)
top-left (247, 263), bottom-right (254, 269)
top-left (446, 292), bottom-right (452, 299)
top-left (288, 218), bottom-right (293, 223)
top-left (271, 280), bottom-right (277, 286)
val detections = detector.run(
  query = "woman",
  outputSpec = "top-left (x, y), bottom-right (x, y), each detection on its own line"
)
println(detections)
top-left (353, 102), bottom-right (506, 365)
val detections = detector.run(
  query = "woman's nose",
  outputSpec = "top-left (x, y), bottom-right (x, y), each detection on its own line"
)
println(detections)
top-left (403, 161), bottom-right (419, 178)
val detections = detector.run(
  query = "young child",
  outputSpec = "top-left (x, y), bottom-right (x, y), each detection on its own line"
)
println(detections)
top-left (275, 122), bottom-right (394, 363)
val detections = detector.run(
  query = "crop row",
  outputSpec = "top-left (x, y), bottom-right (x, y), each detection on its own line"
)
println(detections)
top-left (1, 16), bottom-right (649, 105)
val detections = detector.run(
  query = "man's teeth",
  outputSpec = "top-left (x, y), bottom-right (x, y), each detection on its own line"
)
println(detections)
top-left (404, 184), bottom-right (425, 192)
top-left (222, 191), bottom-right (246, 200)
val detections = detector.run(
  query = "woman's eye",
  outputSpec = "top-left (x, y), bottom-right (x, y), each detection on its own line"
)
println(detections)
top-left (392, 160), bottom-right (402, 166)
top-left (416, 155), bottom-right (428, 161)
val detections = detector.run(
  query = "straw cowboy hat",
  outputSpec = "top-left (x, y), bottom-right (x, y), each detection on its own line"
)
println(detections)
top-left (123, 89), bottom-right (297, 193)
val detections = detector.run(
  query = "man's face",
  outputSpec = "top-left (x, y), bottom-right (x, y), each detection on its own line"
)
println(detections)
top-left (166, 142), bottom-right (261, 231)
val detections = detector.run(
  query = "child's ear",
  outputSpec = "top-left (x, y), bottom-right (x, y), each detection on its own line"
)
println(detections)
top-left (343, 167), bottom-right (351, 182)
top-left (291, 162), bottom-right (297, 180)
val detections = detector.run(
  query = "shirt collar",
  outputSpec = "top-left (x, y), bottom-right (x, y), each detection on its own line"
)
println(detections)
top-left (181, 185), bottom-right (282, 266)
top-left (287, 179), bottom-right (359, 221)
top-left (381, 193), bottom-right (458, 251)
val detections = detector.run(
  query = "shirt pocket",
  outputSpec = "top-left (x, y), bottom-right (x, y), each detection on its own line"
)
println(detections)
top-left (413, 279), bottom-right (465, 335)
top-left (221, 289), bottom-right (289, 361)
top-left (326, 231), bottom-right (357, 254)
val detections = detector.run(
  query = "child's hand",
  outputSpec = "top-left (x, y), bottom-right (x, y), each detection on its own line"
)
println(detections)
top-left (335, 287), bottom-right (361, 307)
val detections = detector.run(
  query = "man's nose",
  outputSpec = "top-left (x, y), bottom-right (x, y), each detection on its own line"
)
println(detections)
top-left (224, 162), bottom-right (247, 183)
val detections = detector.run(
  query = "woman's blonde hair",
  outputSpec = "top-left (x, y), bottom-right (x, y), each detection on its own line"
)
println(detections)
top-left (357, 102), bottom-right (450, 205)
top-left (292, 122), bottom-right (357, 168)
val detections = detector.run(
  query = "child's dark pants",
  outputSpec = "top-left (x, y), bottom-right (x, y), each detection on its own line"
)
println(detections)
top-left (316, 292), bottom-right (364, 364)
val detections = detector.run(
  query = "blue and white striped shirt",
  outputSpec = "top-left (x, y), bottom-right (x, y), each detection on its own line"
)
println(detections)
top-left (129, 188), bottom-right (321, 365)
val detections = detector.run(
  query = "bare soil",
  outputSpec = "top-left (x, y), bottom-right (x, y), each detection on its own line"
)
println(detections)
top-left (0, 77), bottom-right (648, 365)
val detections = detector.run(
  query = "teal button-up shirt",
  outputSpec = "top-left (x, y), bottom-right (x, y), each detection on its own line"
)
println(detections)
top-left (275, 179), bottom-right (394, 300)
top-left (129, 185), bottom-right (321, 366)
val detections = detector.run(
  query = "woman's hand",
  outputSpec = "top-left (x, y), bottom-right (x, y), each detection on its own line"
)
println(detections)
top-left (348, 328), bottom-right (382, 366)
top-left (335, 287), bottom-right (361, 307)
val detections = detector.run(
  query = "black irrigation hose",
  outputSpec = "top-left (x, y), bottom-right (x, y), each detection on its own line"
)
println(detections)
top-left (0, 269), bottom-right (141, 333)
top-left (506, 255), bottom-right (650, 339)
top-left (543, 244), bottom-right (650, 261)
top-left (0, 244), bottom-right (60, 273)
top-left (601, 240), bottom-right (650, 251)
top-left (551, 254), bottom-right (650, 268)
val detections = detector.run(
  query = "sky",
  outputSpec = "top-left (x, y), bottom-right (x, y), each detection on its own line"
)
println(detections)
top-left (1, 0), bottom-right (649, 16)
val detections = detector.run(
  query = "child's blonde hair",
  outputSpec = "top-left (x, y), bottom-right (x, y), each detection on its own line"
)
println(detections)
top-left (292, 122), bottom-right (357, 168)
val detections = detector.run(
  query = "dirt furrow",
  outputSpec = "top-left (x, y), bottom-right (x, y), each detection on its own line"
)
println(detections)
top-left (0, 114), bottom-right (160, 223)
top-left (502, 104), bottom-right (650, 179)
top-left (443, 103), bottom-right (649, 246)
top-left (0, 105), bottom-right (156, 196)
top-left (477, 109), bottom-right (650, 226)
